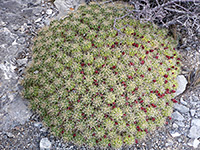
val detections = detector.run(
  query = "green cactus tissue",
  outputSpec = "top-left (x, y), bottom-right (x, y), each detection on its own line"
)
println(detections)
top-left (22, 3), bottom-right (181, 149)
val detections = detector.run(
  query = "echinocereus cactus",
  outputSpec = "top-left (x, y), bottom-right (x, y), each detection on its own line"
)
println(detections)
top-left (22, 2), bottom-right (181, 149)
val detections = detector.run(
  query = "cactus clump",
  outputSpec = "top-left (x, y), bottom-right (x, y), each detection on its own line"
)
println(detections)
top-left (22, 3), bottom-right (181, 149)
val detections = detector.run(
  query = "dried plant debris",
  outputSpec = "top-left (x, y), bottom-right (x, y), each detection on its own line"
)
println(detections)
top-left (188, 64), bottom-right (200, 89)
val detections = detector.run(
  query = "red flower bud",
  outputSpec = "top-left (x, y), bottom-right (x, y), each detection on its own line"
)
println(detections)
top-left (135, 139), bottom-right (138, 144)
top-left (148, 68), bottom-right (151, 71)
top-left (110, 88), bottom-right (113, 92)
top-left (167, 68), bottom-right (171, 71)
top-left (164, 74), bottom-right (168, 78)
top-left (135, 44), bottom-right (139, 47)
top-left (146, 51), bottom-right (149, 54)
top-left (140, 60), bottom-right (145, 64)
top-left (115, 122), bottom-right (118, 125)
top-left (129, 62), bottom-right (134, 66)
top-left (166, 55), bottom-right (170, 59)
top-left (150, 49), bottom-right (154, 52)
top-left (73, 134), bottom-right (76, 137)
top-left (61, 130), bottom-right (64, 134)
top-left (172, 99), bottom-right (177, 103)
top-left (164, 80), bottom-right (168, 84)
top-left (128, 75), bottom-right (133, 79)
top-left (145, 129), bottom-right (148, 133)
top-left (139, 100), bottom-right (144, 103)
top-left (155, 56), bottom-right (159, 59)
top-left (104, 135), bottom-right (107, 138)
top-left (112, 66), bottom-right (116, 69)
top-left (153, 79), bottom-right (156, 83)
top-left (151, 103), bottom-right (157, 108)
top-left (111, 44), bottom-right (115, 48)
top-left (152, 117), bottom-right (155, 121)
top-left (122, 52), bottom-right (125, 55)
top-left (140, 74), bottom-right (144, 78)
top-left (141, 45), bottom-right (144, 49)
top-left (122, 81), bottom-right (126, 85)
top-left (171, 90), bottom-right (176, 93)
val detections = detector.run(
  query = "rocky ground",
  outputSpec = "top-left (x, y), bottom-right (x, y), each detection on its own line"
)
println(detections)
top-left (0, 0), bottom-right (200, 150)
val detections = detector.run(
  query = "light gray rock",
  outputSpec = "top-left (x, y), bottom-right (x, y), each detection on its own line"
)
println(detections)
top-left (46, 9), bottom-right (53, 15)
top-left (0, 95), bottom-right (32, 131)
top-left (188, 138), bottom-right (200, 149)
top-left (173, 123), bottom-right (179, 128)
top-left (180, 98), bottom-right (187, 105)
top-left (34, 122), bottom-right (43, 128)
top-left (173, 103), bottom-right (189, 113)
top-left (40, 138), bottom-right (52, 150)
top-left (16, 58), bottom-right (28, 67)
top-left (176, 121), bottom-right (185, 127)
top-left (188, 126), bottom-right (200, 139)
top-left (190, 109), bottom-right (196, 117)
top-left (192, 96), bottom-right (199, 102)
top-left (165, 139), bottom-right (174, 147)
top-left (54, 0), bottom-right (85, 20)
top-left (169, 131), bottom-right (181, 137)
top-left (5, 132), bottom-right (15, 138)
top-left (35, 17), bottom-right (42, 23)
top-left (17, 37), bottom-right (26, 44)
top-left (191, 119), bottom-right (200, 126)
top-left (54, 0), bottom-right (71, 20)
top-left (193, 139), bottom-right (200, 149)
top-left (175, 75), bottom-right (188, 96)
top-left (171, 111), bottom-right (184, 121)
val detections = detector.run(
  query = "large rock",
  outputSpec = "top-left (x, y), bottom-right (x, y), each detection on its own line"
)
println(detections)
top-left (54, 0), bottom-right (85, 20)
top-left (0, 94), bottom-right (32, 131)
top-left (40, 138), bottom-right (52, 150)
top-left (171, 111), bottom-right (184, 121)
top-left (175, 75), bottom-right (188, 96)
top-left (173, 103), bottom-right (189, 113)
top-left (188, 119), bottom-right (200, 139)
